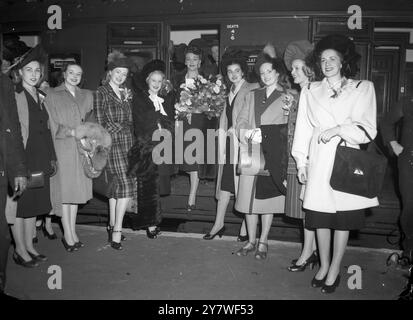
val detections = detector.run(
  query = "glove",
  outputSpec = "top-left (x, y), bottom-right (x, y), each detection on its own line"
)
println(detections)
top-left (250, 128), bottom-right (262, 144)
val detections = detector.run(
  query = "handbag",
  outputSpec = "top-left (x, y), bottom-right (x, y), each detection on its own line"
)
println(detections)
top-left (237, 132), bottom-right (270, 176)
top-left (92, 169), bottom-right (114, 197)
top-left (330, 125), bottom-right (387, 198)
top-left (27, 171), bottom-right (45, 189)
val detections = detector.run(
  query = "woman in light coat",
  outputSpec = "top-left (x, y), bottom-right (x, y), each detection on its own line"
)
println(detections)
top-left (45, 62), bottom-right (93, 252)
top-left (292, 34), bottom-right (378, 293)
top-left (203, 51), bottom-right (259, 241)
top-left (235, 55), bottom-right (295, 259)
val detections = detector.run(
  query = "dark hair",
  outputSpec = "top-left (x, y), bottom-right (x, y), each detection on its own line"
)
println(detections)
top-left (184, 45), bottom-right (203, 60)
top-left (314, 34), bottom-right (361, 78)
top-left (62, 61), bottom-right (82, 73)
top-left (258, 54), bottom-right (289, 89)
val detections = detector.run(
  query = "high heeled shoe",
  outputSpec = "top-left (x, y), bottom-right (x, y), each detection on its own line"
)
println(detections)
top-left (237, 234), bottom-right (248, 242)
top-left (110, 230), bottom-right (123, 250)
top-left (28, 251), bottom-right (48, 262)
top-left (203, 226), bottom-right (225, 240)
top-left (321, 275), bottom-right (341, 294)
top-left (42, 225), bottom-right (57, 240)
top-left (255, 242), bottom-right (268, 260)
top-left (187, 204), bottom-right (196, 211)
top-left (311, 275), bottom-right (327, 288)
top-left (236, 242), bottom-right (256, 256)
top-left (287, 252), bottom-right (319, 272)
top-left (74, 241), bottom-right (84, 249)
top-left (13, 252), bottom-right (39, 268)
top-left (146, 228), bottom-right (158, 239)
top-left (61, 238), bottom-right (77, 252)
top-left (107, 226), bottom-right (126, 242)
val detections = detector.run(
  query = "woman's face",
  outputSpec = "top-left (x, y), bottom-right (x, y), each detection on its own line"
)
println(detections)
top-left (320, 49), bottom-right (342, 78)
top-left (147, 71), bottom-right (164, 94)
top-left (185, 53), bottom-right (201, 72)
top-left (260, 62), bottom-right (278, 87)
top-left (19, 61), bottom-right (41, 87)
top-left (291, 59), bottom-right (308, 86)
top-left (109, 67), bottom-right (128, 86)
top-left (64, 64), bottom-right (83, 87)
top-left (227, 63), bottom-right (244, 85)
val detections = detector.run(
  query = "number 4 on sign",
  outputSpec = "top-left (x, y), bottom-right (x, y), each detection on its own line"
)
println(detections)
top-left (47, 5), bottom-right (62, 30)
top-left (347, 5), bottom-right (362, 30)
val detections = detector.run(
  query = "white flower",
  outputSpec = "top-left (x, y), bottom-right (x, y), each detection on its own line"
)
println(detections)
top-left (216, 79), bottom-right (222, 86)
top-left (185, 99), bottom-right (192, 106)
top-left (213, 85), bottom-right (220, 94)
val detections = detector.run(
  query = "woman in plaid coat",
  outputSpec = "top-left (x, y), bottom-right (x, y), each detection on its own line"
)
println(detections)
top-left (94, 57), bottom-right (135, 250)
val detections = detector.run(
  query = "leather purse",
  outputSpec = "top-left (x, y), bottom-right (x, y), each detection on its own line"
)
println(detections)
top-left (27, 171), bottom-right (45, 189)
top-left (330, 125), bottom-right (387, 199)
top-left (237, 134), bottom-right (270, 176)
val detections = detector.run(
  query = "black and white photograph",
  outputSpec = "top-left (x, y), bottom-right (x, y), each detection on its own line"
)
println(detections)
top-left (0, 0), bottom-right (413, 306)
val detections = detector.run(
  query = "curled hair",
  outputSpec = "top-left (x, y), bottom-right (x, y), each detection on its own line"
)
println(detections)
top-left (62, 61), bottom-right (82, 73)
top-left (220, 57), bottom-right (248, 78)
top-left (314, 34), bottom-right (361, 78)
top-left (259, 54), bottom-right (290, 89)
top-left (184, 45), bottom-right (203, 60)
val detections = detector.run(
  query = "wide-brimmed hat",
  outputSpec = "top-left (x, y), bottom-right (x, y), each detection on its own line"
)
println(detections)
top-left (107, 57), bottom-right (132, 71)
top-left (283, 40), bottom-right (313, 71)
top-left (314, 34), bottom-right (355, 58)
top-left (14, 44), bottom-right (47, 70)
top-left (141, 59), bottom-right (166, 81)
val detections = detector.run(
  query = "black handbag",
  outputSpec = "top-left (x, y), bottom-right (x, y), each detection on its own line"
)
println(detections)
top-left (27, 171), bottom-right (45, 189)
top-left (330, 125), bottom-right (387, 198)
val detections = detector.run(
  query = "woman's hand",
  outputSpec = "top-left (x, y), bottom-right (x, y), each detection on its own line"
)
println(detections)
top-left (318, 126), bottom-right (341, 144)
top-left (390, 141), bottom-right (404, 156)
top-left (50, 160), bottom-right (58, 177)
top-left (297, 166), bottom-right (307, 184)
top-left (244, 128), bottom-right (262, 144)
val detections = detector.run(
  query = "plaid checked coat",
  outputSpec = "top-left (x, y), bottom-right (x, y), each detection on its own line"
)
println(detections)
top-left (94, 83), bottom-right (136, 198)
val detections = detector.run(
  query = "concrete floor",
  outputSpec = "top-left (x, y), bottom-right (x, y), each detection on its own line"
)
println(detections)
top-left (5, 225), bottom-right (408, 300)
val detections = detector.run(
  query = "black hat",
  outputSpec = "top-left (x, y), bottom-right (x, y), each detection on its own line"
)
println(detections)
top-left (283, 40), bottom-right (313, 71)
top-left (15, 44), bottom-right (47, 70)
top-left (107, 57), bottom-right (132, 71)
top-left (141, 59), bottom-right (166, 81)
top-left (315, 34), bottom-right (355, 59)
top-left (220, 49), bottom-right (249, 75)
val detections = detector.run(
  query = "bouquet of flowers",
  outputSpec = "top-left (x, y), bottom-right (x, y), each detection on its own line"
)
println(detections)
top-left (281, 92), bottom-right (296, 116)
top-left (175, 74), bottom-right (227, 122)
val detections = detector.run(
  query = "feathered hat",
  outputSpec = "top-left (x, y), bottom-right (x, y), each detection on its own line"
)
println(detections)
top-left (283, 40), bottom-right (313, 71)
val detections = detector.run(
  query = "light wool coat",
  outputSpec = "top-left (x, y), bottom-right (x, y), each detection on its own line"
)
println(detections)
top-left (215, 81), bottom-right (259, 199)
top-left (291, 78), bottom-right (379, 213)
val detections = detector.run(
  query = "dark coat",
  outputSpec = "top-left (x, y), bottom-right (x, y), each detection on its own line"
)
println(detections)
top-left (0, 73), bottom-right (27, 187)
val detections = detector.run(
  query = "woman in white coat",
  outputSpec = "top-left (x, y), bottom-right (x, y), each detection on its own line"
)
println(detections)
top-left (292, 34), bottom-right (378, 293)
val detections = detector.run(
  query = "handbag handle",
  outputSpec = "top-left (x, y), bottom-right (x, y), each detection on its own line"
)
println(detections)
top-left (338, 125), bottom-right (385, 156)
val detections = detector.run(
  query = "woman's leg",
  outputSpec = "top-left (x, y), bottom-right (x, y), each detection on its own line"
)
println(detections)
top-left (325, 230), bottom-right (349, 285)
top-left (69, 205), bottom-right (79, 243)
top-left (24, 217), bottom-right (39, 255)
top-left (108, 198), bottom-right (116, 227)
top-left (111, 198), bottom-right (131, 243)
top-left (208, 190), bottom-right (231, 234)
top-left (296, 223), bottom-right (317, 265)
top-left (314, 228), bottom-right (331, 280)
top-left (239, 219), bottom-right (247, 237)
top-left (188, 171), bottom-right (199, 206)
top-left (10, 218), bottom-right (31, 261)
top-left (258, 214), bottom-right (273, 252)
top-left (44, 213), bottom-right (55, 235)
top-left (61, 204), bottom-right (75, 245)
top-left (245, 214), bottom-right (258, 245)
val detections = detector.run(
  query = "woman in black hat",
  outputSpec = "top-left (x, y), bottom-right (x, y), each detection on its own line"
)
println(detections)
top-left (94, 57), bottom-right (135, 250)
top-left (292, 34), bottom-right (378, 293)
top-left (9, 46), bottom-right (57, 267)
top-left (129, 60), bottom-right (174, 238)
top-left (203, 50), bottom-right (259, 241)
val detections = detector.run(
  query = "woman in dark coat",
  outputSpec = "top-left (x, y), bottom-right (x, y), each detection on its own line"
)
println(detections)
top-left (10, 50), bottom-right (57, 267)
top-left (129, 61), bottom-right (173, 238)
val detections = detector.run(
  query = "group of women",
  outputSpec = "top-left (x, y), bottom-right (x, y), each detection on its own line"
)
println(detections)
top-left (5, 33), bottom-right (379, 294)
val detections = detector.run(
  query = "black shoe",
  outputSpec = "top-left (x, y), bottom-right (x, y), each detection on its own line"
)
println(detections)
top-left (398, 265), bottom-right (413, 300)
top-left (32, 237), bottom-right (38, 244)
top-left (61, 238), bottom-right (77, 252)
top-left (237, 234), bottom-right (248, 242)
top-left (288, 252), bottom-right (319, 272)
top-left (108, 226), bottom-right (125, 242)
top-left (110, 230), bottom-right (123, 250)
top-left (13, 252), bottom-right (39, 268)
top-left (28, 251), bottom-right (48, 262)
top-left (311, 275), bottom-right (327, 288)
top-left (187, 204), bottom-right (196, 211)
top-left (321, 275), bottom-right (341, 294)
top-left (42, 225), bottom-right (57, 240)
top-left (203, 226), bottom-right (225, 240)
top-left (146, 228), bottom-right (158, 239)
top-left (74, 241), bottom-right (84, 249)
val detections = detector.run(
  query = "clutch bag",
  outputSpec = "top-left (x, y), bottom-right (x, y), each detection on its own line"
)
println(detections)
top-left (27, 171), bottom-right (45, 189)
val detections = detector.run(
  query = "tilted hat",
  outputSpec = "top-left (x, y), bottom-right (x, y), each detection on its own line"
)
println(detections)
top-left (141, 59), bottom-right (166, 81)
top-left (107, 57), bottom-right (132, 71)
top-left (314, 34), bottom-right (355, 58)
top-left (14, 44), bottom-right (47, 70)
top-left (283, 40), bottom-right (313, 71)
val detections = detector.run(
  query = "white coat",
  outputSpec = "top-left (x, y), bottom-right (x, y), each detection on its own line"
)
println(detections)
top-left (291, 78), bottom-right (379, 213)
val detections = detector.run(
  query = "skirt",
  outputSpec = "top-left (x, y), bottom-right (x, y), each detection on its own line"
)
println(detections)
top-left (285, 173), bottom-right (305, 219)
top-left (305, 209), bottom-right (365, 231)
top-left (17, 177), bottom-right (51, 218)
